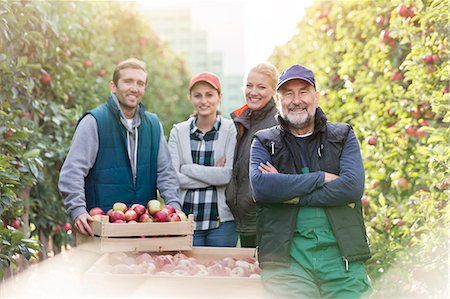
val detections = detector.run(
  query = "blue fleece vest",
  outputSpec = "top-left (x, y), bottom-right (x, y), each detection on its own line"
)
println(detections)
top-left (82, 96), bottom-right (160, 212)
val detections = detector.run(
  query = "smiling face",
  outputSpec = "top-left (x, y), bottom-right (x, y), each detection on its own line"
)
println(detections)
top-left (190, 81), bottom-right (221, 118)
top-left (244, 70), bottom-right (276, 111)
top-left (110, 67), bottom-right (147, 118)
top-left (276, 79), bottom-right (319, 135)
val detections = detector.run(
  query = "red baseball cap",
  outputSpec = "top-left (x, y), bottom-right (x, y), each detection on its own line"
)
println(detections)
top-left (189, 72), bottom-right (221, 93)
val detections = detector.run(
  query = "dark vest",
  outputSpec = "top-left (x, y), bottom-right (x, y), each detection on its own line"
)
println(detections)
top-left (83, 97), bottom-right (160, 212)
top-left (254, 118), bottom-right (371, 268)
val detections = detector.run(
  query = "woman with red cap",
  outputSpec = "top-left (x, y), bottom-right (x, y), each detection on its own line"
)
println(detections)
top-left (168, 72), bottom-right (238, 247)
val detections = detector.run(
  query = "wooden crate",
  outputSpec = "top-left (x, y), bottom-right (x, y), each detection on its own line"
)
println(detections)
top-left (78, 214), bottom-right (194, 253)
top-left (83, 247), bottom-right (267, 298)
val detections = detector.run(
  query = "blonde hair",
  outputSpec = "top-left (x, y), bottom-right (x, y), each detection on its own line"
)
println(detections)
top-left (112, 58), bottom-right (147, 85)
top-left (246, 61), bottom-right (279, 90)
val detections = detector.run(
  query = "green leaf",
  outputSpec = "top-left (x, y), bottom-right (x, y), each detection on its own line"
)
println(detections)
top-left (22, 149), bottom-right (41, 159)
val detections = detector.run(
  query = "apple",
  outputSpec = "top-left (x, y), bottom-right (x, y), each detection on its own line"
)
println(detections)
top-left (89, 207), bottom-right (104, 216)
top-left (415, 127), bottom-right (427, 138)
top-left (162, 205), bottom-right (176, 214)
top-left (54, 224), bottom-right (61, 235)
top-left (97, 68), bottom-right (106, 77)
top-left (147, 199), bottom-right (162, 215)
top-left (366, 136), bottom-right (377, 146)
top-left (109, 210), bottom-right (125, 222)
top-left (397, 4), bottom-right (410, 18)
top-left (106, 209), bottom-right (113, 217)
top-left (112, 202), bottom-right (127, 213)
top-left (390, 71), bottom-right (403, 81)
top-left (375, 15), bottom-right (384, 27)
top-left (124, 209), bottom-right (138, 222)
top-left (63, 222), bottom-right (72, 233)
top-left (40, 73), bottom-right (51, 86)
top-left (423, 54), bottom-right (434, 64)
top-left (371, 179), bottom-right (379, 189)
top-left (83, 59), bottom-right (93, 69)
top-left (395, 177), bottom-right (409, 191)
top-left (168, 213), bottom-right (181, 222)
top-left (138, 213), bottom-right (154, 223)
top-left (176, 210), bottom-right (188, 222)
top-left (153, 211), bottom-right (169, 222)
top-left (404, 124), bottom-right (416, 136)
top-left (131, 204), bottom-right (147, 216)
top-left (3, 128), bottom-right (16, 139)
top-left (10, 218), bottom-right (21, 229)
top-left (361, 195), bottom-right (369, 207)
top-left (392, 218), bottom-right (404, 227)
top-left (113, 219), bottom-right (125, 223)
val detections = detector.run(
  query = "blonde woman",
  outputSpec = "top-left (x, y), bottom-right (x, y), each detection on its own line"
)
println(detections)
top-left (225, 62), bottom-right (279, 247)
top-left (168, 72), bottom-right (238, 246)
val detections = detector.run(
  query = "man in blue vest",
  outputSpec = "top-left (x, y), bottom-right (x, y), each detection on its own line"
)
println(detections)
top-left (59, 58), bottom-right (181, 236)
top-left (249, 64), bottom-right (372, 298)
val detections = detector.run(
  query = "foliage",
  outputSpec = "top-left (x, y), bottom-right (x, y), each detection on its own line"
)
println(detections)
top-left (270, 0), bottom-right (449, 296)
top-left (0, 0), bottom-right (191, 277)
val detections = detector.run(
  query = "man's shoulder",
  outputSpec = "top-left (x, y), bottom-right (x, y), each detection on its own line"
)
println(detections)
top-left (254, 125), bottom-right (281, 140)
top-left (326, 122), bottom-right (352, 139)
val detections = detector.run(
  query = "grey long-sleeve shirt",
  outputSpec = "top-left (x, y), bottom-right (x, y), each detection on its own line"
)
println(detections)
top-left (59, 110), bottom-right (181, 221)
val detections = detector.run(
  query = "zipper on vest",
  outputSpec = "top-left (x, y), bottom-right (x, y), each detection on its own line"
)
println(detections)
top-left (253, 246), bottom-right (258, 258)
top-left (270, 141), bottom-right (275, 155)
top-left (342, 256), bottom-right (349, 272)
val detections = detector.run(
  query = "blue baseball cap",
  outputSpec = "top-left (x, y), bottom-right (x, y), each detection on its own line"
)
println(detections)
top-left (276, 64), bottom-right (316, 91)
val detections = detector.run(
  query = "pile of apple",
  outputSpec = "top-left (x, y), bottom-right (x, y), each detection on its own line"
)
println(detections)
top-left (93, 252), bottom-right (261, 278)
top-left (89, 200), bottom-right (188, 223)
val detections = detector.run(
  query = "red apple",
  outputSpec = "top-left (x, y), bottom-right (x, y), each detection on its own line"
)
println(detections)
top-left (390, 71), bottom-right (404, 81)
top-left (147, 199), bottom-right (162, 215)
top-left (10, 218), bottom-right (21, 229)
top-left (415, 127), bottom-right (427, 138)
top-left (410, 108), bottom-right (421, 119)
top-left (63, 222), bottom-right (72, 233)
top-left (124, 209), bottom-right (138, 222)
top-left (107, 209), bottom-right (113, 217)
top-left (113, 219), bottom-right (125, 223)
top-left (112, 202), bottom-right (127, 213)
top-left (176, 210), bottom-right (188, 222)
top-left (405, 124), bottom-right (416, 136)
top-left (361, 195), bottom-right (369, 207)
top-left (109, 210), bottom-right (125, 222)
top-left (366, 136), bottom-right (377, 146)
top-left (89, 207), bottom-right (104, 216)
top-left (168, 213), bottom-right (181, 222)
top-left (375, 15), bottom-right (385, 27)
top-left (40, 73), bottom-right (51, 86)
top-left (131, 204), bottom-right (147, 216)
top-left (392, 218), bottom-right (404, 227)
top-left (397, 4), bottom-right (410, 18)
top-left (138, 213), bottom-right (154, 223)
top-left (395, 177), bottom-right (409, 190)
top-left (153, 211), bottom-right (169, 222)
top-left (97, 68), bottom-right (106, 77)
top-left (423, 54), bottom-right (434, 64)
top-left (162, 205), bottom-right (176, 215)
top-left (54, 224), bottom-right (61, 235)
top-left (3, 128), bottom-right (16, 139)
top-left (83, 59), bottom-right (93, 69)
top-left (371, 179), bottom-right (380, 189)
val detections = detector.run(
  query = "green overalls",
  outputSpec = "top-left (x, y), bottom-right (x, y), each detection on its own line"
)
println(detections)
top-left (262, 207), bottom-right (372, 299)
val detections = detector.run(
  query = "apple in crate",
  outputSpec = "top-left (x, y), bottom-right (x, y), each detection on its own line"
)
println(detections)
top-left (168, 213), bottom-right (181, 222)
top-left (162, 205), bottom-right (176, 214)
top-left (130, 204), bottom-right (147, 216)
top-left (176, 210), bottom-right (188, 222)
top-left (147, 199), bottom-right (162, 215)
top-left (139, 213), bottom-right (154, 222)
top-left (109, 210), bottom-right (125, 223)
top-left (91, 214), bottom-right (103, 222)
top-left (153, 211), bottom-right (169, 222)
top-left (89, 207), bottom-right (104, 216)
top-left (112, 202), bottom-right (128, 213)
top-left (124, 209), bottom-right (138, 222)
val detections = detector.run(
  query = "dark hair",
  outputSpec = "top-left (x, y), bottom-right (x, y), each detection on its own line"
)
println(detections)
top-left (112, 58), bottom-right (147, 86)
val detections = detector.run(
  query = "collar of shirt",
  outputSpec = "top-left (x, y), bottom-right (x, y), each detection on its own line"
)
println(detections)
top-left (189, 116), bottom-right (221, 135)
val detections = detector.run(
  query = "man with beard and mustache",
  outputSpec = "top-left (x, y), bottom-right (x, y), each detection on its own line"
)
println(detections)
top-left (59, 58), bottom-right (181, 236)
top-left (249, 65), bottom-right (372, 298)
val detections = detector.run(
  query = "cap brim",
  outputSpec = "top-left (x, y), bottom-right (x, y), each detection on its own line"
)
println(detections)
top-left (276, 77), bottom-right (315, 91)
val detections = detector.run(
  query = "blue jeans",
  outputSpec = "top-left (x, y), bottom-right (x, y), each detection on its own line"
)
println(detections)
top-left (193, 221), bottom-right (238, 247)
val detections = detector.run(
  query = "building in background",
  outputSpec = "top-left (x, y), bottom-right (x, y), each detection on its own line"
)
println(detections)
top-left (143, 5), bottom-right (245, 115)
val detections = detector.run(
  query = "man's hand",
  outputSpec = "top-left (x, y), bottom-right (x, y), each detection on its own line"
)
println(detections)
top-left (74, 213), bottom-right (94, 236)
top-left (215, 157), bottom-right (226, 167)
top-left (258, 162), bottom-right (279, 174)
top-left (324, 172), bottom-right (339, 184)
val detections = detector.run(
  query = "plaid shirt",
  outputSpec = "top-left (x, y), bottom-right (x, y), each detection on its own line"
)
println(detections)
top-left (183, 117), bottom-right (221, 230)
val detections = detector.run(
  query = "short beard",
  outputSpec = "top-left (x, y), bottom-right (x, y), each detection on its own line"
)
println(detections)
top-left (283, 112), bottom-right (313, 130)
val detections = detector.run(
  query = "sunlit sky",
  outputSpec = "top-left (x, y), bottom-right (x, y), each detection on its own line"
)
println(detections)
top-left (137, 0), bottom-right (314, 74)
